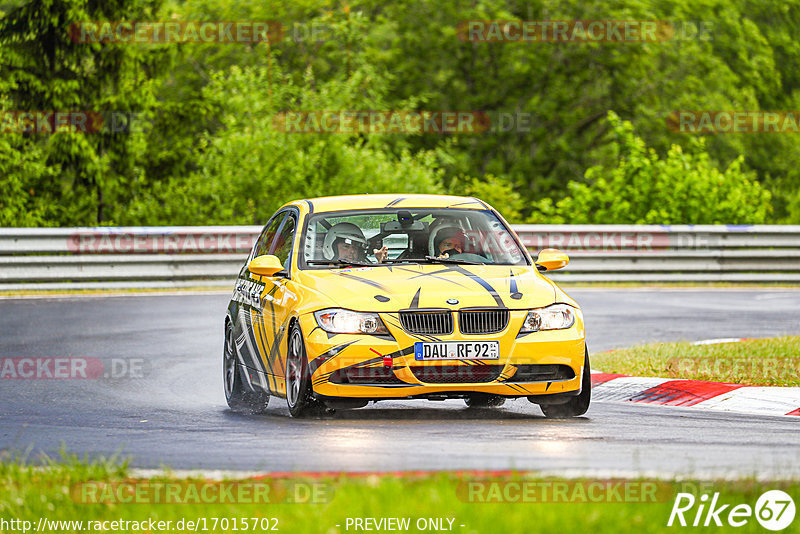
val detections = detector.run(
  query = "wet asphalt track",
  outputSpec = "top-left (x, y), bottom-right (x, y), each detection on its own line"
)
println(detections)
top-left (1, 289), bottom-right (799, 477)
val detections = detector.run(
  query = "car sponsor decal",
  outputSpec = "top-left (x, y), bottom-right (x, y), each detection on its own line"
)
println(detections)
top-left (509, 269), bottom-right (523, 300)
top-left (261, 282), bottom-right (286, 373)
top-left (384, 197), bottom-right (406, 207)
top-left (309, 325), bottom-right (340, 340)
top-left (313, 344), bottom-right (418, 389)
top-left (308, 340), bottom-right (359, 374)
top-left (409, 288), bottom-right (421, 309)
top-left (497, 366), bottom-right (516, 382)
top-left (399, 266), bottom-right (469, 288)
top-left (336, 271), bottom-right (388, 290)
top-left (232, 279), bottom-right (266, 309)
top-left (406, 264), bottom-right (505, 307)
top-left (232, 334), bottom-right (253, 390)
top-left (246, 308), bottom-right (277, 392)
top-left (447, 264), bottom-right (505, 308)
top-left (505, 383), bottom-right (533, 394)
top-left (267, 317), bottom-right (290, 379)
top-left (235, 309), bottom-right (262, 389)
top-left (251, 307), bottom-right (274, 367)
top-left (446, 199), bottom-right (483, 208)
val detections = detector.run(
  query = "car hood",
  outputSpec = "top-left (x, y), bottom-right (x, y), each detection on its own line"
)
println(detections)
top-left (295, 263), bottom-right (562, 311)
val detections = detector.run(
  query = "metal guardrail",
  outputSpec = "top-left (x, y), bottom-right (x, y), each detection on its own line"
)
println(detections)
top-left (1, 225), bottom-right (799, 289)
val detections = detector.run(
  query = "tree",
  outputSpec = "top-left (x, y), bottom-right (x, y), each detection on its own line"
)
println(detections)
top-left (3, 0), bottom-right (799, 226)
top-left (123, 56), bottom-right (445, 225)
top-left (530, 112), bottom-right (771, 224)
top-left (0, 0), bottom-right (166, 225)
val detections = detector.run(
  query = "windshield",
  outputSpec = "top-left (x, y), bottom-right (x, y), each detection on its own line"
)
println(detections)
top-left (299, 208), bottom-right (528, 268)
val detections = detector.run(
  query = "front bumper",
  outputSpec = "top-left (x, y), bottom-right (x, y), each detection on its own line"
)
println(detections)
top-left (298, 309), bottom-right (586, 399)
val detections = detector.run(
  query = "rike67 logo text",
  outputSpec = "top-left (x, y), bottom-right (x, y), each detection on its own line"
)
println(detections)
top-left (668, 490), bottom-right (795, 531)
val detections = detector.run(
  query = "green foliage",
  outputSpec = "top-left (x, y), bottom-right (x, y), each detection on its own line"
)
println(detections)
top-left (123, 59), bottom-right (444, 225)
top-left (531, 113), bottom-right (771, 224)
top-left (0, 0), bottom-right (165, 225)
top-left (2, 0), bottom-right (800, 226)
top-left (454, 174), bottom-right (524, 223)
top-left (0, 135), bottom-right (55, 226)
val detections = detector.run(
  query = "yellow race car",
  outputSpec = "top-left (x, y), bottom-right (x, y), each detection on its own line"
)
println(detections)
top-left (223, 194), bottom-right (589, 417)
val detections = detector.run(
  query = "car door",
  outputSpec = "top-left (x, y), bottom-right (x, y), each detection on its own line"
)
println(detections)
top-left (234, 211), bottom-right (287, 393)
top-left (251, 211), bottom-right (299, 392)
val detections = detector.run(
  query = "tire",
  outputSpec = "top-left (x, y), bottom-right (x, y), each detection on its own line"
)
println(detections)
top-left (540, 350), bottom-right (591, 419)
top-left (223, 322), bottom-right (270, 414)
top-left (285, 324), bottom-right (320, 417)
top-left (464, 393), bottom-right (506, 408)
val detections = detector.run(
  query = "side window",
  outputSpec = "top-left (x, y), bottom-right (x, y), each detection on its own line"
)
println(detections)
top-left (251, 213), bottom-right (286, 262)
top-left (270, 215), bottom-right (296, 268)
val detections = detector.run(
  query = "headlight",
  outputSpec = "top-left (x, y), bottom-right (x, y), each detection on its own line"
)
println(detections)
top-left (314, 309), bottom-right (389, 335)
top-left (520, 304), bottom-right (576, 333)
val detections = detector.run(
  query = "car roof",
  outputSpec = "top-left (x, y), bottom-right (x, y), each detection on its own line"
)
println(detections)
top-left (293, 194), bottom-right (490, 213)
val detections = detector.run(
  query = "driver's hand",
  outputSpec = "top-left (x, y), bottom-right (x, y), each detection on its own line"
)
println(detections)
top-left (436, 252), bottom-right (450, 259)
top-left (374, 246), bottom-right (389, 262)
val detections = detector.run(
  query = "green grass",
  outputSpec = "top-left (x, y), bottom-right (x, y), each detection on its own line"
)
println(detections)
top-left (1, 453), bottom-right (798, 533)
top-left (592, 336), bottom-right (800, 386)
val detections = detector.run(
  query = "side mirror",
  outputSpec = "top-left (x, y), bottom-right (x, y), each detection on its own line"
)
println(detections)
top-left (535, 248), bottom-right (569, 272)
top-left (248, 255), bottom-right (285, 277)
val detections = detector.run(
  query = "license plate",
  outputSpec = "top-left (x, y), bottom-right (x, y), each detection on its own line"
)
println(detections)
top-left (414, 341), bottom-right (500, 360)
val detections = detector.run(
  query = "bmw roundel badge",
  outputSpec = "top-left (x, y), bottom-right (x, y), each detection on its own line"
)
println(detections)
top-left (446, 298), bottom-right (459, 305)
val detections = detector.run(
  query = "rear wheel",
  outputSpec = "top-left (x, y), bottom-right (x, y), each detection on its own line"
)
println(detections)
top-left (223, 322), bottom-right (270, 413)
top-left (539, 351), bottom-right (591, 419)
top-left (285, 324), bottom-right (320, 417)
top-left (464, 393), bottom-right (506, 408)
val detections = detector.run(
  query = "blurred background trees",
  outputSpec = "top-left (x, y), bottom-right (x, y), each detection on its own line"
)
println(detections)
top-left (1, 0), bottom-right (798, 225)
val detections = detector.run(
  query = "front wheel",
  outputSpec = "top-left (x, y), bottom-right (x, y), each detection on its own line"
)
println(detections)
top-left (285, 324), bottom-right (320, 417)
top-left (539, 351), bottom-right (591, 419)
top-left (223, 322), bottom-right (270, 414)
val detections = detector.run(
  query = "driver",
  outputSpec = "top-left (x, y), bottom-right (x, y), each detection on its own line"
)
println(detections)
top-left (323, 222), bottom-right (388, 263)
top-left (434, 227), bottom-right (466, 258)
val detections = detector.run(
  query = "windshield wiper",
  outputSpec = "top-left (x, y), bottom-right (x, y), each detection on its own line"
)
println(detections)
top-left (423, 255), bottom-right (484, 265)
top-left (307, 259), bottom-right (373, 267)
top-left (380, 258), bottom-right (419, 264)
